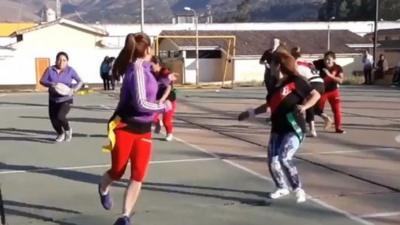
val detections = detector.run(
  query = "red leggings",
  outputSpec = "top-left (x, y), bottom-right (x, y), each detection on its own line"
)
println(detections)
top-left (154, 101), bottom-right (176, 134)
top-left (318, 89), bottom-right (343, 130)
top-left (107, 123), bottom-right (152, 182)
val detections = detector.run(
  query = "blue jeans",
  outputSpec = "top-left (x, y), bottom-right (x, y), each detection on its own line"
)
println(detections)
top-left (268, 132), bottom-right (301, 190)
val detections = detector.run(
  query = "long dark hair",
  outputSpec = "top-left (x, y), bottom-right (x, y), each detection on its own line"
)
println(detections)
top-left (112, 33), bottom-right (151, 81)
top-left (271, 47), bottom-right (301, 77)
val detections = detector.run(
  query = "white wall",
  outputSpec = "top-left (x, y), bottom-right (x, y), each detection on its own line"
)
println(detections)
top-left (234, 59), bottom-right (265, 83)
top-left (184, 58), bottom-right (222, 83)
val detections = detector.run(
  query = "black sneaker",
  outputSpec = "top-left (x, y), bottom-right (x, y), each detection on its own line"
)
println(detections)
top-left (98, 184), bottom-right (113, 210)
top-left (114, 216), bottom-right (131, 225)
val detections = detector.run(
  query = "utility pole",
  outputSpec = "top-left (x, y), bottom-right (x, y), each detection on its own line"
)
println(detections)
top-left (56, 0), bottom-right (61, 19)
top-left (373, 0), bottom-right (379, 67)
top-left (140, 0), bottom-right (144, 32)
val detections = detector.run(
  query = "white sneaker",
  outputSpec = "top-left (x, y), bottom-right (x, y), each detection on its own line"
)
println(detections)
top-left (269, 188), bottom-right (290, 199)
top-left (65, 129), bottom-right (72, 142)
top-left (309, 129), bottom-right (317, 137)
top-left (165, 134), bottom-right (173, 142)
top-left (295, 188), bottom-right (307, 203)
top-left (55, 133), bottom-right (65, 142)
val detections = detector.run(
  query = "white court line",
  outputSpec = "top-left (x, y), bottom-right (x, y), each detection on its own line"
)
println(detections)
top-left (360, 211), bottom-right (400, 219)
top-left (298, 147), bottom-right (399, 156)
top-left (172, 135), bottom-right (374, 225)
top-left (0, 158), bottom-right (217, 175)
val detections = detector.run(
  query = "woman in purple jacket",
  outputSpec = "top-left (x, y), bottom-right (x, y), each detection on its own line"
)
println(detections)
top-left (98, 33), bottom-right (172, 225)
top-left (40, 52), bottom-right (83, 142)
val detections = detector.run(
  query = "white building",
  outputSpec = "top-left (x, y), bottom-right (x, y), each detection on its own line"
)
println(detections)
top-left (0, 18), bottom-right (117, 89)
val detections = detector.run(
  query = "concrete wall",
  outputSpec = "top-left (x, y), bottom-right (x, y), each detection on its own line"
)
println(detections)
top-left (184, 58), bottom-right (223, 83)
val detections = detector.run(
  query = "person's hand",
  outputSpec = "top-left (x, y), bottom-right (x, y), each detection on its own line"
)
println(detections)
top-left (323, 68), bottom-right (333, 77)
top-left (297, 105), bottom-right (306, 114)
top-left (238, 111), bottom-right (250, 121)
top-left (164, 100), bottom-right (172, 112)
top-left (168, 73), bottom-right (179, 82)
top-left (238, 108), bottom-right (255, 121)
top-left (68, 88), bottom-right (74, 97)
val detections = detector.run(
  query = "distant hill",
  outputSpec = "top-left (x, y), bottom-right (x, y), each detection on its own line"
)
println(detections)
top-left (0, 0), bottom-right (324, 23)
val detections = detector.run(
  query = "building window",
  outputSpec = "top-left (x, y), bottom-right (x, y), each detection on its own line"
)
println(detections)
top-left (186, 50), bottom-right (221, 59)
top-left (159, 50), bottom-right (182, 58)
top-left (385, 36), bottom-right (392, 41)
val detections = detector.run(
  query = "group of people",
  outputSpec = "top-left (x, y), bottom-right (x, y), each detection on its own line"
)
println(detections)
top-left (40, 33), bottom-right (177, 225)
top-left (100, 56), bottom-right (116, 91)
top-left (362, 50), bottom-right (390, 85)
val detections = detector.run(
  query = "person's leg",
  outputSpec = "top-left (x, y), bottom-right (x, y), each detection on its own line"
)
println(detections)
top-left (163, 101), bottom-right (176, 140)
top-left (317, 92), bottom-right (333, 130)
top-left (57, 102), bottom-right (72, 141)
top-left (99, 128), bottom-right (134, 211)
top-left (121, 132), bottom-right (152, 218)
top-left (102, 76), bottom-right (107, 90)
top-left (153, 113), bottom-right (161, 134)
top-left (328, 90), bottom-right (344, 133)
top-left (110, 77), bottom-right (115, 90)
top-left (279, 133), bottom-right (306, 203)
top-left (49, 101), bottom-right (63, 135)
top-left (367, 68), bottom-right (372, 85)
top-left (267, 134), bottom-right (290, 199)
top-left (364, 68), bottom-right (368, 84)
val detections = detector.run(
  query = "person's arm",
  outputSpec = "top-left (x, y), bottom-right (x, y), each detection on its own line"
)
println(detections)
top-left (238, 102), bottom-right (268, 121)
top-left (39, 68), bottom-right (55, 88)
top-left (323, 68), bottom-right (344, 84)
top-left (132, 60), bottom-right (169, 113)
top-left (297, 90), bottom-right (320, 113)
top-left (70, 68), bottom-right (83, 92)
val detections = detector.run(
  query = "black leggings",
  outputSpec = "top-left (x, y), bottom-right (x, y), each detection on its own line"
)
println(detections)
top-left (306, 82), bottom-right (325, 123)
top-left (49, 100), bottom-right (71, 134)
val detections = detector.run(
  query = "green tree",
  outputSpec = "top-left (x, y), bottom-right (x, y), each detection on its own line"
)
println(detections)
top-left (233, 0), bottom-right (252, 22)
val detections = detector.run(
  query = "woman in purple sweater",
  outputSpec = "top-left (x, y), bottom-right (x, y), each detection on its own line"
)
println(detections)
top-left (40, 52), bottom-right (83, 142)
top-left (98, 33), bottom-right (172, 225)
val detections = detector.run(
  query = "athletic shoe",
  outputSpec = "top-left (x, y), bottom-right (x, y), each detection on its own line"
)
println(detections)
top-left (295, 188), bottom-right (307, 203)
top-left (55, 133), bottom-right (65, 142)
top-left (65, 129), bottom-right (72, 142)
top-left (269, 188), bottom-right (290, 199)
top-left (323, 117), bottom-right (333, 130)
top-left (308, 129), bottom-right (317, 137)
top-left (154, 122), bottom-right (161, 134)
top-left (98, 184), bottom-right (113, 210)
top-left (113, 216), bottom-right (131, 225)
top-left (335, 129), bottom-right (346, 134)
top-left (165, 134), bottom-right (174, 142)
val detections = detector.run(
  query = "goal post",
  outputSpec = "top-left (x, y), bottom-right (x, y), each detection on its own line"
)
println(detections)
top-left (155, 35), bottom-right (236, 88)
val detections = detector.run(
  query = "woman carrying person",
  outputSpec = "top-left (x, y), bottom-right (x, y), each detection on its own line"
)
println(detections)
top-left (313, 51), bottom-right (346, 134)
top-left (98, 33), bottom-right (172, 225)
top-left (291, 47), bottom-right (324, 137)
top-left (40, 51), bottom-right (83, 142)
top-left (239, 47), bottom-right (320, 203)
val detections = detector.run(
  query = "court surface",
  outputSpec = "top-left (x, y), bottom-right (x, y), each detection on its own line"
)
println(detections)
top-left (0, 85), bottom-right (399, 225)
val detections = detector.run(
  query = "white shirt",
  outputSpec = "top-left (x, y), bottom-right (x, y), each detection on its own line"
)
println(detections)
top-left (363, 54), bottom-right (373, 68)
top-left (296, 60), bottom-right (324, 83)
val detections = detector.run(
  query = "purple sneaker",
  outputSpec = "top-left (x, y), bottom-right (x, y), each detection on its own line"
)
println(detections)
top-left (98, 184), bottom-right (113, 210)
top-left (113, 216), bottom-right (131, 225)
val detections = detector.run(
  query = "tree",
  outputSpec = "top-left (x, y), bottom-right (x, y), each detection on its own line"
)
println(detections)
top-left (233, 0), bottom-right (252, 22)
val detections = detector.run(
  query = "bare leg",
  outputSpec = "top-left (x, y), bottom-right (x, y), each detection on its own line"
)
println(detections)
top-left (122, 181), bottom-right (142, 217)
top-left (320, 113), bottom-right (333, 130)
top-left (100, 172), bottom-right (113, 194)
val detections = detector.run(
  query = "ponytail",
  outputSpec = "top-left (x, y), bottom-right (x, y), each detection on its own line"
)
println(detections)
top-left (113, 33), bottom-right (136, 81)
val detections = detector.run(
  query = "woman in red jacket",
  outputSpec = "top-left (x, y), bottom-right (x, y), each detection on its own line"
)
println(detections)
top-left (314, 51), bottom-right (345, 134)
